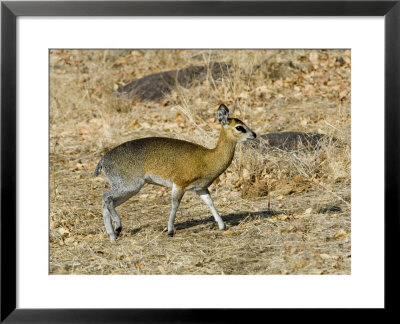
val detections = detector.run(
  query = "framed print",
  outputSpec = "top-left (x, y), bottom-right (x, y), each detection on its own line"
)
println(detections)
top-left (1, 0), bottom-right (399, 322)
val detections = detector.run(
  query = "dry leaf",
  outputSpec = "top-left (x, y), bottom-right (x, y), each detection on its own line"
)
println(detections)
top-left (89, 118), bottom-right (102, 130)
top-left (78, 125), bottom-right (91, 135)
top-left (114, 57), bottom-right (129, 65)
top-left (296, 260), bottom-right (307, 268)
top-left (64, 237), bottom-right (75, 245)
top-left (294, 174), bottom-right (303, 182)
top-left (300, 118), bottom-right (308, 126)
top-left (141, 122), bottom-right (151, 129)
top-left (319, 253), bottom-right (331, 260)
top-left (277, 214), bottom-right (288, 220)
top-left (242, 168), bottom-right (250, 179)
top-left (50, 220), bottom-right (57, 230)
top-left (333, 229), bottom-right (349, 239)
top-left (309, 52), bottom-right (319, 65)
top-left (339, 90), bottom-right (348, 99)
top-left (238, 92), bottom-right (249, 100)
top-left (129, 119), bottom-right (139, 129)
top-left (57, 227), bottom-right (69, 236)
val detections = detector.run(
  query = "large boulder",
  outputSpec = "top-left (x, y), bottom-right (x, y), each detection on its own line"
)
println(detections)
top-left (116, 62), bottom-right (232, 102)
top-left (245, 132), bottom-right (334, 152)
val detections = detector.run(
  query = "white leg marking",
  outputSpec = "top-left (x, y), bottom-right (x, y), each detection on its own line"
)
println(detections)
top-left (102, 201), bottom-right (116, 241)
top-left (102, 178), bottom-right (145, 240)
top-left (167, 184), bottom-right (184, 236)
top-left (196, 189), bottom-right (226, 230)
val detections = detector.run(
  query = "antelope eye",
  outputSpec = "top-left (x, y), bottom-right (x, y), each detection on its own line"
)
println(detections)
top-left (235, 125), bottom-right (246, 133)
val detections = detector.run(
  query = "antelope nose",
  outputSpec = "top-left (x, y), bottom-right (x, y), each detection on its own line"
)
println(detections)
top-left (252, 132), bottom-right (257, 138)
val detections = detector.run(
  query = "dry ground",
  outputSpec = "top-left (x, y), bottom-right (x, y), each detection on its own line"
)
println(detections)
top-left (50, 49), bottom-right (351, 275)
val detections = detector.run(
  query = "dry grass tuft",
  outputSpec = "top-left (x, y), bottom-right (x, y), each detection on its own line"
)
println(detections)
top-left (50, 49), bottom-right (351, 275)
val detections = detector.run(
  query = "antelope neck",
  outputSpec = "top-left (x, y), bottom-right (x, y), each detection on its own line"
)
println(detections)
top-left (206, 126), bottom-right (236, 170)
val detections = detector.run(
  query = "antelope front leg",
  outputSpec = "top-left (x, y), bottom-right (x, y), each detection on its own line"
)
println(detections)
top-left (167, 184), bottom-right (185, 237)
top-left (196, 189), bottom-right (226, 230)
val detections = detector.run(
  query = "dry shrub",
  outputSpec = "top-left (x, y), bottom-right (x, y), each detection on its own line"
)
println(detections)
top-left (239, 135), bottom-right (350, 201)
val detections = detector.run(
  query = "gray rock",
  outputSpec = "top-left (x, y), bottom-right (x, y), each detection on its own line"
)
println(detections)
top-left (245, 131), bottom-right (334, 152)
top-left (116, 62), bottom-right (232, 102)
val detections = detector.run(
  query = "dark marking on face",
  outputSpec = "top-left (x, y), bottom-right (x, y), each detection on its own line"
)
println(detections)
top-left (235, 125), bottom-right (246, 133)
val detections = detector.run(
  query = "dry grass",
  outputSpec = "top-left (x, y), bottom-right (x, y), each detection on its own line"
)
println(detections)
top-left (50, 49), bottom-right (351, 275)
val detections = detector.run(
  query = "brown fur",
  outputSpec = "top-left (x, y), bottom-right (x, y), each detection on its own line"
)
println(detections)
top-left (102, 118), bottom-right (252, 191)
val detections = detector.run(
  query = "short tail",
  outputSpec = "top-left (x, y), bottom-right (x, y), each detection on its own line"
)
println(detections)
top-left (94, 158), bottom-right (103, 177)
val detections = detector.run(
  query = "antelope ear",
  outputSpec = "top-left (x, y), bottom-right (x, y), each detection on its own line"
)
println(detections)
top-left (217, 104), bottom-right (229, 126)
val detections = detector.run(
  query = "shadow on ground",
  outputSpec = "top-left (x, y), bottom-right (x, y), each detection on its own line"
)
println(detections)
top-left (177, 209), bottom-right (280, 231)
top-left (126, 209), bottom-right (280, 236)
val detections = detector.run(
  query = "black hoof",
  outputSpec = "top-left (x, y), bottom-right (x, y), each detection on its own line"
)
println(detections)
top-left (115, 226), bottom-right (122, 237)
top-left (167, 231), bottom-right (175, 237)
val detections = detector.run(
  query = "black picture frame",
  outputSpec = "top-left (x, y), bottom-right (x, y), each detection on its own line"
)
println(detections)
top-left (1, 0), bottom-right (399, 322)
